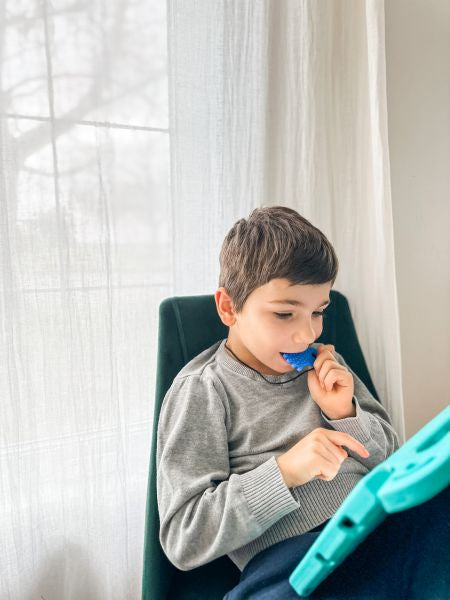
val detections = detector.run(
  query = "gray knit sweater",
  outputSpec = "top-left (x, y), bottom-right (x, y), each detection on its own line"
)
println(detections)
top-left (156, 339), bottom-right (399, 572)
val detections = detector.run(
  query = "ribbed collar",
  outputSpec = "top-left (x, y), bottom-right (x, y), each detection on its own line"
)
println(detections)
top-left (215, 339), bottom-right (302, 385)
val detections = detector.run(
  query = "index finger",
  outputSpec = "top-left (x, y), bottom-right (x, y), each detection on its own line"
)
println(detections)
top-left (324, 429), bottom-right (370, 457)
top-left (317, 344), bottom-right (335, 353)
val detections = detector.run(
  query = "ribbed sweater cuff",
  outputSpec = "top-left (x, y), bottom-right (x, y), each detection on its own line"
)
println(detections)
top-left (321, 396), bottom-right (371, 441)
top-left (239, 456), bottom-right (299, 530)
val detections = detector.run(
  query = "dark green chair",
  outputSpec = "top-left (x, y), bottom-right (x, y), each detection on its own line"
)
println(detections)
top-left (141, 290), bottom-right (380, 600)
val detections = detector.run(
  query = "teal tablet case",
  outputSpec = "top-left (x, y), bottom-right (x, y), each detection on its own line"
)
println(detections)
top-left (289, 405), bottom-right (450, 597)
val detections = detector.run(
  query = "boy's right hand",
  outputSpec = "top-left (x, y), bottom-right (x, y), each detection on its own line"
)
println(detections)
top-left (275, 428), bottom-right (370, 488)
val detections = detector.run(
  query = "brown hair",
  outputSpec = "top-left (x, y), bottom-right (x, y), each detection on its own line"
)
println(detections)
top-left (218, 206), bottom-right (339, 313)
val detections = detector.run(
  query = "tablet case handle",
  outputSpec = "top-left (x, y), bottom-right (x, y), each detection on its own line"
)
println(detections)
top-left (379, 411), bottom-right (450, 512)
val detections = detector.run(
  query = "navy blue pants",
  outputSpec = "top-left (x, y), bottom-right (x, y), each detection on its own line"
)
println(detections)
top-left (224, 485), bottom-right (450, 599)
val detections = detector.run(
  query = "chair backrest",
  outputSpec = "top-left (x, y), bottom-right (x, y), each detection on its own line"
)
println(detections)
top-left (141, 290), bottom-right (379, 600)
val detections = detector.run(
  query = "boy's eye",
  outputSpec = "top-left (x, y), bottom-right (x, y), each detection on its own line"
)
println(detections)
top-left (274, 311), bottom-right (326, 320)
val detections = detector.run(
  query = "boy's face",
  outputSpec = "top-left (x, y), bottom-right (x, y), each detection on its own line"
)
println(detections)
top-left (215, 278), bottom-right (332, 375)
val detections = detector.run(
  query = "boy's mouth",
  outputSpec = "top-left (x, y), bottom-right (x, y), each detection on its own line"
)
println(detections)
top-left (279, 352), bottom-right (295, 363)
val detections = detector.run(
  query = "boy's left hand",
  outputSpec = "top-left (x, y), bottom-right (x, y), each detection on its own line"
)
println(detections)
top-left (307, 344), bottom-right (356, 420)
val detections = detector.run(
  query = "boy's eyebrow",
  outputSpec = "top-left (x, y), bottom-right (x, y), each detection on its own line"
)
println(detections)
top-left (268, 299), bottom-right (331, 308)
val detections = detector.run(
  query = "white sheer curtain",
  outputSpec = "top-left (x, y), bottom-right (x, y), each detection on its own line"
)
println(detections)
top-left (1, 1), bottom-right (169, 598)
top-left (1, 1), bottom-right (406, 598)
top-left (168, 0), bottom-right (405, 442)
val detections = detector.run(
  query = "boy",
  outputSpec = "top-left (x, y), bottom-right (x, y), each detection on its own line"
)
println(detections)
top-left (156, 206), bottom-right (449, 598)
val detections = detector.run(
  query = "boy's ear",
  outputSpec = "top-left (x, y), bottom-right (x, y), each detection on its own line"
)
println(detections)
top-left (215, 287), bottom-right (236, 326)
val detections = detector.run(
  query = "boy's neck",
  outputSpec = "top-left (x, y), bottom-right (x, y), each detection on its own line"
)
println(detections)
top-left (224, 336), bottom-right (283, 376)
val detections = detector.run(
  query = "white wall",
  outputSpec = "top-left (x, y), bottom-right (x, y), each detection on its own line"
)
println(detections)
top-left (385, 0), bottom-right (450, 438)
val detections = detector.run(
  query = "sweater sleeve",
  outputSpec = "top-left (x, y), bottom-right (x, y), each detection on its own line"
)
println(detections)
top-left (156, 374), bottom-right (300, 571)
top-left (320, 350), bottom-right (400, 470)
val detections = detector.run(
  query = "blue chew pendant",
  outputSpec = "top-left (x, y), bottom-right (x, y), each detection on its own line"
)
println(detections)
top-left (281, 347), bottom-right (318, 371)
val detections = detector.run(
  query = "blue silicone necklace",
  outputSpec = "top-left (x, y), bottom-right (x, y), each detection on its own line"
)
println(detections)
top-left (224, 342), bottom-right (314, 385)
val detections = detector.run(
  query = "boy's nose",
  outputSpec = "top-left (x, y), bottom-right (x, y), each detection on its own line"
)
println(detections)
top-left (293, 327), bottom-right (315, 347)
